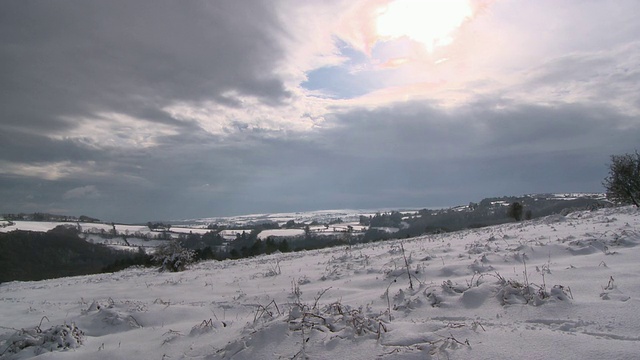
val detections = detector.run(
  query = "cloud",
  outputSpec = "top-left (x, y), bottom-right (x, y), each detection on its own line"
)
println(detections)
top-left (515, 42), bottom-right (640, 116)
top-left (0, 161), bottom-right (91, 181)
top-left (1, 0), bottom-right (639, 222)
top-left (63, 185), bottom-right (101, 200)
top-left (0, 0), bottom-right (290, 135)
top-left (56, 112), bottom-right (181, 150)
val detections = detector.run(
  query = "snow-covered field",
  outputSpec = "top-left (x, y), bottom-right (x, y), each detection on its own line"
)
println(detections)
top-left (188, 209), bottom-right (397, 227)
top-left (257, 223), bottom-right (369, 240)
top-left (0, 223), bottom-right (211, 252)
top-left (257, 229), bottom-right (306, 240)
top-left (1, 206), bottom-right (639, 359)
top-left (0, 222), bottom-right (67, 234)
top-left (0, 222), bottom-right (210, 237)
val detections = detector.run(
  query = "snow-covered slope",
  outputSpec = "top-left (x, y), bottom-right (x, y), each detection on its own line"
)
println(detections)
top-left (1, 206), bottom-right (639, 359)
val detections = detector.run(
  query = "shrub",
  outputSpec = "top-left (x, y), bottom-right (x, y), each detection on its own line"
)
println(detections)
top-left (152, 240), bottom-right (195, 272)
top-left (603, 151), bottom-right (640, 207)
top-left (1, 320), bottom-right (84, 356)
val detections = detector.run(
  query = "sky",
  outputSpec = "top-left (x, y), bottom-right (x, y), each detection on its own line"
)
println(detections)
top-left (1, 0), bottom-right (639, 223)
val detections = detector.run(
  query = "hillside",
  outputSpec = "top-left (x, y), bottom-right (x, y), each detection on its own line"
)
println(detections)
top-left (1, 205), bottom-right (638, 359)
top-left (184, 193), bottom-right (609, 229)
top-left (0, 226), bottom-right (141, 283)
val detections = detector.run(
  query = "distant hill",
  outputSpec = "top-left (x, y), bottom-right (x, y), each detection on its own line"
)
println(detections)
top-left (0, 225), bottom-right (140, 283)
top-left (388, 193), bottom-right (610, 238)
top-left (1, 212), bottom-right (100, 223)
top-left (182, 193), bottom-right (609, 233)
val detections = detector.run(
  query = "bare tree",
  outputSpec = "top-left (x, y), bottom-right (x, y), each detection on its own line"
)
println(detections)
top-left (603, 151), bottom-right (640, 207)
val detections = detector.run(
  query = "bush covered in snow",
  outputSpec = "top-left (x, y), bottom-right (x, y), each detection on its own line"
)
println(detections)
top-left (0, 320), bottom-right (84, 357)
top-left (152, 240), bottom-right (195, 272)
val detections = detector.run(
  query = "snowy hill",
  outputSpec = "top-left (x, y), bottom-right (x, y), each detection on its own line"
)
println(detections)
top-left (182, 193), bottom-right (608, 228)
top-left (1, 206), bottom-right (639, 359)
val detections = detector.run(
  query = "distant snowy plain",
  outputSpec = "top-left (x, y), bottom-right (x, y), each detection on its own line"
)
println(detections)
top-left (1, 206), bottom-right (639, 359)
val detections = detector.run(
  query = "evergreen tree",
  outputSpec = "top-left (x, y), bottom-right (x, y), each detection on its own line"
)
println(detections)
top-left (507, 202), bottom-right (523, 221)
top-left (278, 239), bottom-right (290, 253)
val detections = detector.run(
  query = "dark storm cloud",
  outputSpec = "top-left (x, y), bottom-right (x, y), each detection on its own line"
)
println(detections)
top-left (0, 0), bottom-right (294, 220)
top-left (113, 100), bottom-right (637, 220)
top-left (0, 0), bottom-right (289, 135)
top-left (263, 101), bottom-right (640, 209)
top-left (3, 97), bottom-right (636, 222)
top-left (0, 129), bottom-right (104, 163)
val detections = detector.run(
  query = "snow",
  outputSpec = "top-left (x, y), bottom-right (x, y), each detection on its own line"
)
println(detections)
top-left (188, 209), bottom-right (410, 227)
top-left (1, 206), bottom-right (640, 359)
top-left (83, 234), bottom-right (168, 252)
top-left (0, 222), bottom-right (210, 237)
top-left (547, 193), bottom-right (607, 200)
top-left (219, 230), bottom-right (250, 241)
top-left (0, 221), bottom-right (66, 233)
top-left (168, 227), bottom-right (211, 235)
top-left (370, 226), bottom-right (400, 233)
top-left (252, 223), bottom-right (371, 240)
top-left (257, 229), bottom-right (305, 239)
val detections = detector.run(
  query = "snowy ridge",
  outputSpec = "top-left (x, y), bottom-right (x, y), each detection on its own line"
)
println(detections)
top-left (1, 206), bottom-right (639, 359)
top-left (184, 208), bottom-right (385, 227)
top-left (182, 192), bottom-right (607, 227)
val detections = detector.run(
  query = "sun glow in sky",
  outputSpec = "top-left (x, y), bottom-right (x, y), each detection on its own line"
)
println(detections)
top-left (376, 0), bottom-right (473, 52)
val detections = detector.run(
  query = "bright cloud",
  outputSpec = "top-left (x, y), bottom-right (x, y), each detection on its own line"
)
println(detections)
top-left (376, 0), bottom-right (473, 52)
top-left (0, 161), bottom-right (90, 181)
top-left (63, 185), bottom-right (101, 200)
top-left (55, 112), bottom-right (181, 150)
